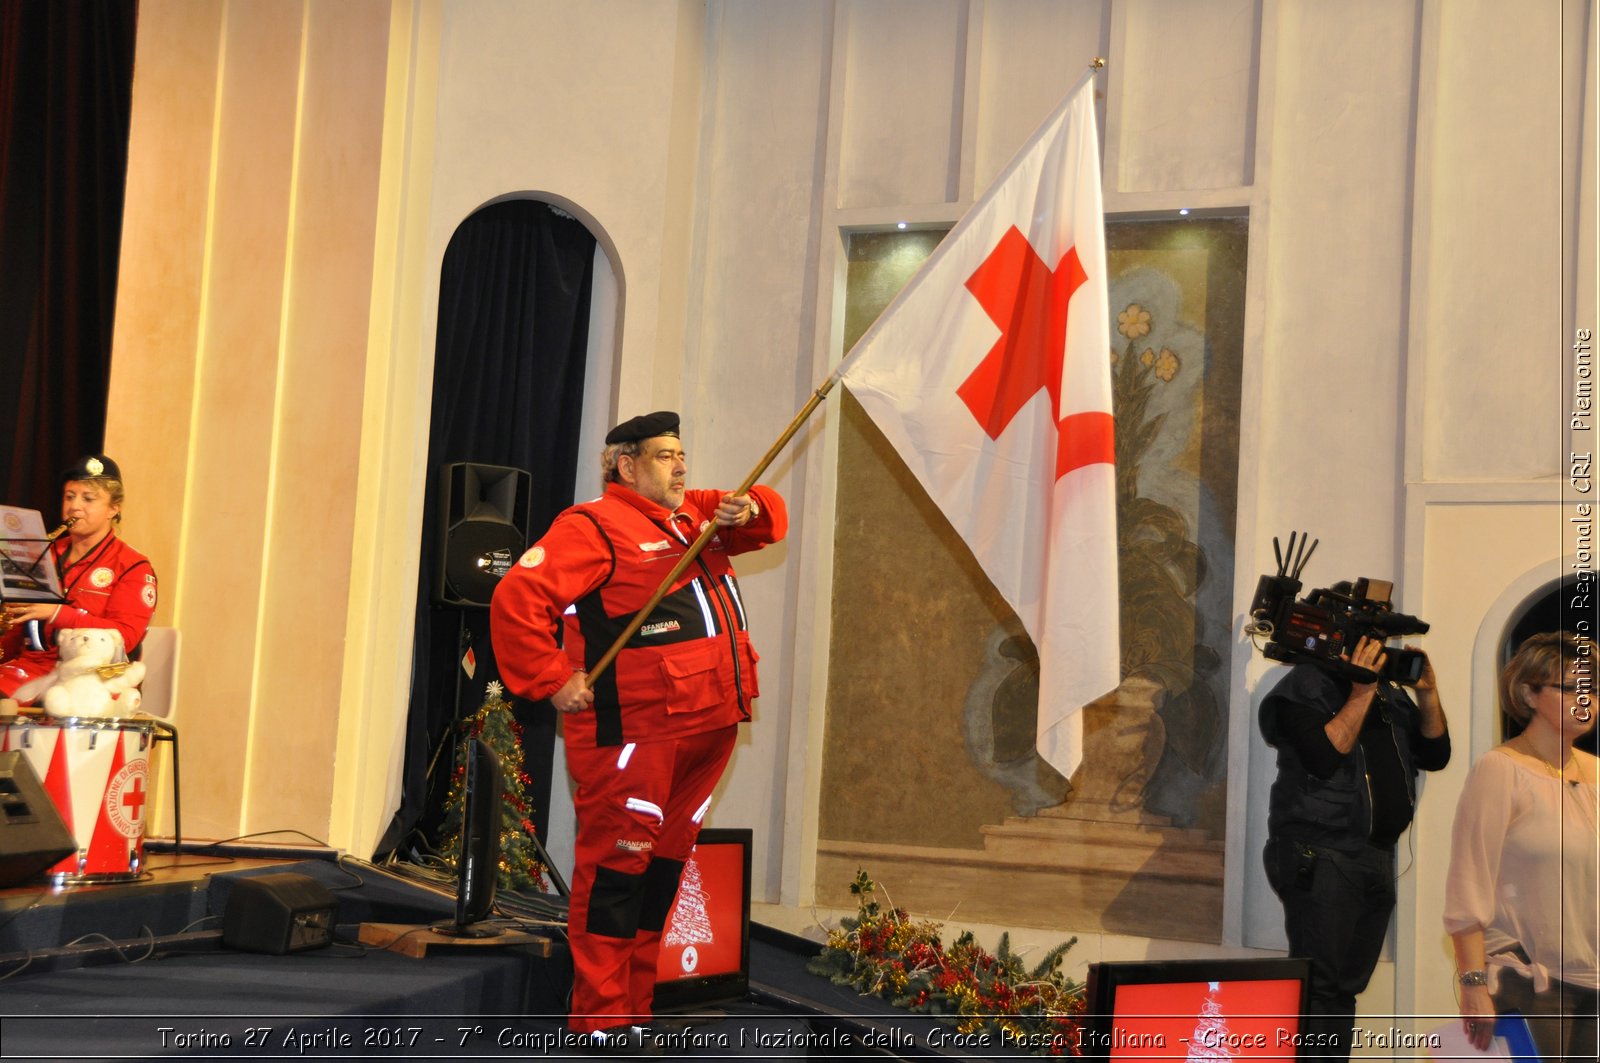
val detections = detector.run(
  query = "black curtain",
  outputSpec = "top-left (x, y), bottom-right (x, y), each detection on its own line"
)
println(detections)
top-left (0, 0), bottom-right (136, 510)
top-left (380, 199), bottom-right (596, 858)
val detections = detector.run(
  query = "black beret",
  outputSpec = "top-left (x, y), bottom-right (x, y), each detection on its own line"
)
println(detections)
top-left (61, 454), bottom-right (122, 484)
top-left (605, 411), bottom-right (680, 445)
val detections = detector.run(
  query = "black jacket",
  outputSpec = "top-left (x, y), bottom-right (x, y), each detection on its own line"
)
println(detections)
top-left (1259, 661), bottom-right (1448, 851)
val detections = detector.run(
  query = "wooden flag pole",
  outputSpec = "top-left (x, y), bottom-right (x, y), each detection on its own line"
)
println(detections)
top-left (583, 374), bottom-right (843, 687)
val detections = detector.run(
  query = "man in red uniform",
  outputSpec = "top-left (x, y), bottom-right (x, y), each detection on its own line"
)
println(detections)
top-left (490, 411), bottom-right (786, 1054)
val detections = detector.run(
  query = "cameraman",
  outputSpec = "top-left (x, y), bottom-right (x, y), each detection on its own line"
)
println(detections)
top-left (1260, 633), bottom-right (1451, 1060)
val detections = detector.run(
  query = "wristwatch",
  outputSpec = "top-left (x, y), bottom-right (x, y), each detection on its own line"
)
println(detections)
top-left (1458, 970), bottom-right (1488, 987)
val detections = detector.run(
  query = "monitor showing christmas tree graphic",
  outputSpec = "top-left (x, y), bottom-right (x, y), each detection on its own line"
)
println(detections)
top-left (654, 828), bottom-right (752, 1010)
top-left (1083, 958), bottom-right (1310, 1060)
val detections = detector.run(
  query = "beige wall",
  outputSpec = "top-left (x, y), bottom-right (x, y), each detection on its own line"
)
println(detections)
top-left (110, 0), bottom-right (396, 843)
top-left (108, 0), bottom-right (1594, 1038)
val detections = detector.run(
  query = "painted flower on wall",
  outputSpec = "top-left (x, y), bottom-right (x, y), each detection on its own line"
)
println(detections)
top-left (1135, 346), bottom-right (1182, 382)
top-left (1117, 303), bottom-right (1152, 339)
top-left (1152, 348), bottom-right (1180, 382)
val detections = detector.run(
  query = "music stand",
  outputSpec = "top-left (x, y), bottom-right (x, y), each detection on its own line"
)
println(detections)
top-left (0, 505), bottom-right (68, 605)
top-left (1, 506), bottom-right (69, 663)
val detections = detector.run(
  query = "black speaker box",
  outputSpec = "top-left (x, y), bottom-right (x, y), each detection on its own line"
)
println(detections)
top-left (0, 751), bottom-right (75, 887)
top-left (436, 462), bottom-right (532, 607)
top-left (222, 872), bottom-right (339, 954)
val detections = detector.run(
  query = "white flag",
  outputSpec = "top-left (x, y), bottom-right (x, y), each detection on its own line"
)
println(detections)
top-left (839, 76), bottom-right (1118, 779)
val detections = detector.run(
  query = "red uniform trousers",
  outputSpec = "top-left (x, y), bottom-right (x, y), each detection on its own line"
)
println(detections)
top-left (563, 724), bottom-right (738, 1034)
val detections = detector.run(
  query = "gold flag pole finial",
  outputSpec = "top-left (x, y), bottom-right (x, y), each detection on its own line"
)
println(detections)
top-left (1090, 57), bottom-right (1106, 70)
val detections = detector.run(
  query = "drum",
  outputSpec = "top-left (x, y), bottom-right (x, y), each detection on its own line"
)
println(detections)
top-left (1, 716), bottom-right (154, 883)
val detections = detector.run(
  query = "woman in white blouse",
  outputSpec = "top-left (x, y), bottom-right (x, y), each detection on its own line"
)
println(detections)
top-left (1444, 631), bottom-right (1598, 1060)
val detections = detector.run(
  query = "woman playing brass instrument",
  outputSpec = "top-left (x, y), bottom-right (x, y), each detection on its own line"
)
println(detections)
top-left (0, 455), bottom-right (158, 699)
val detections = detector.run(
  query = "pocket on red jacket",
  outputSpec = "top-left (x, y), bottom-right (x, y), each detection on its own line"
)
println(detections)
top-left (736, 631), bottom-right (760, 701)
top-left (660, 641), bottom-right (726, 714)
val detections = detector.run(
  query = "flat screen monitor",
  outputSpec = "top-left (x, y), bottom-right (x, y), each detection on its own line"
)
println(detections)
top-left (1082, 957), bottom-right (1310, 1060)
top-left (652, 827), bottom-right (751, 1011)
top-left (432, 737), bottom-right (503, 939)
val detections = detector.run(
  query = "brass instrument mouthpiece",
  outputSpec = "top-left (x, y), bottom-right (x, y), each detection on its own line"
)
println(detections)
top-left (45, 517), bottom-right (77, 541)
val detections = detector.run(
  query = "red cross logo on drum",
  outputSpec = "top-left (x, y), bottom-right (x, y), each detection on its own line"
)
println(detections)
top-left (122, 776), bottom-right (145, 821)
top-left (106, 760), bottom-right (149, 838)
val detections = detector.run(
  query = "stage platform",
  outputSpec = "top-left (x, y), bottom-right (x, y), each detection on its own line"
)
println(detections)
top-left (0, 844), bottom-right (1044, 1060)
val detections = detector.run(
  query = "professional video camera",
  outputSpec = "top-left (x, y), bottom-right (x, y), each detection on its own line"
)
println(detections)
top-left (1245, 532), bottom-right (1431, 685)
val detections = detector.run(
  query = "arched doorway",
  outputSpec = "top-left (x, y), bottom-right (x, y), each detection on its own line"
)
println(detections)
top-left (1499, 575), bottom-right (1596, 753)
top-left (383, 198), bottom-right (611, 866)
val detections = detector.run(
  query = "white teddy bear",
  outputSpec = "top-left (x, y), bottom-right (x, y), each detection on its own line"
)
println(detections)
top-left (14, 628), bottom-right (146, 718)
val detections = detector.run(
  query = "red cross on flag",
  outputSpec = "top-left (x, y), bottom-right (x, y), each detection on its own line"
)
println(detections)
top-left (839, 75), bottom-right (1118, 780)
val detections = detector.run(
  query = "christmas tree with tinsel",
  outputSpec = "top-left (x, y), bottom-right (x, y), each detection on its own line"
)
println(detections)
top-left (1186, 982), bottom-right (1237, 1062)
top-left (438, 680), bottom-right (549, 893)
top-left (663, 855), bottom-right (714, 948)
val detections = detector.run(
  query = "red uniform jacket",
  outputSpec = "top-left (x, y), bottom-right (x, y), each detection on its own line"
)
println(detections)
top-left (490, 482), bottom-right (786, 748)
top-left (0, 534), bottom-right (158, 693)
